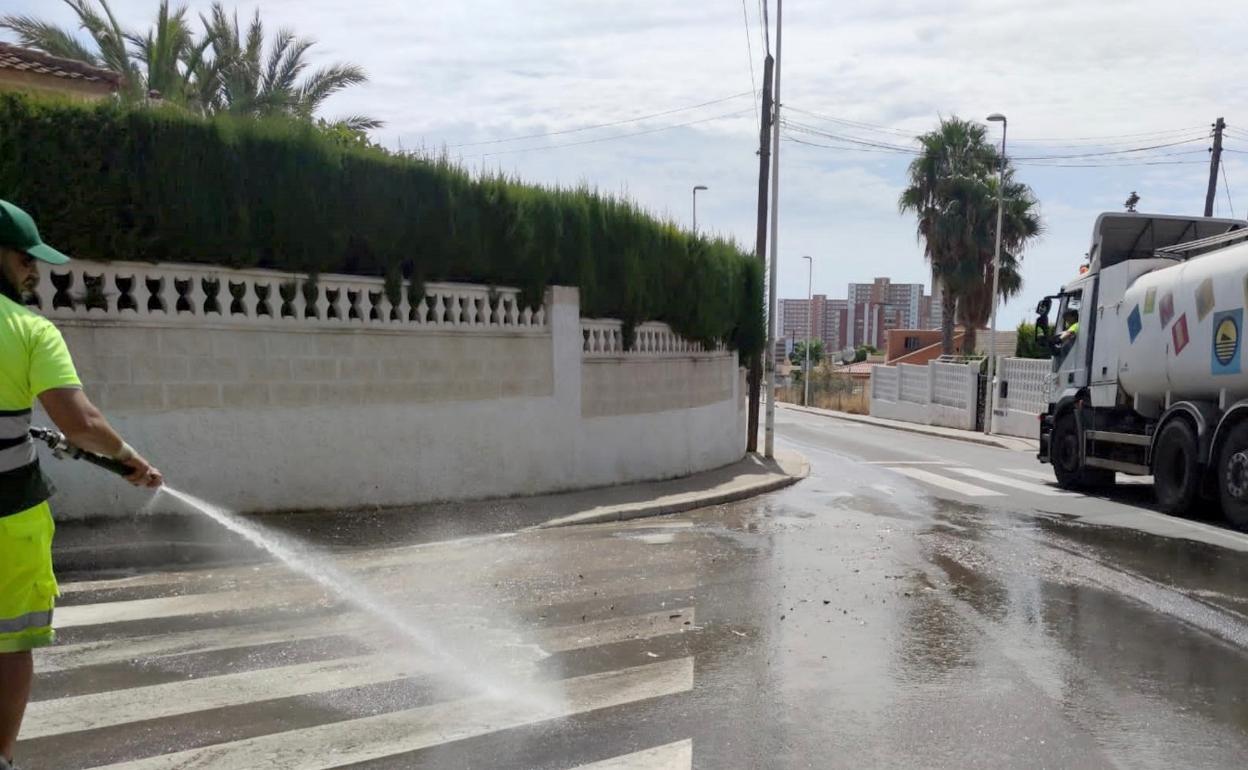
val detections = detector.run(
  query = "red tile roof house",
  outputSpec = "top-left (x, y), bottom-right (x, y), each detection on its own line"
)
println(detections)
top-left (0, 42), bottom-right (121, 101)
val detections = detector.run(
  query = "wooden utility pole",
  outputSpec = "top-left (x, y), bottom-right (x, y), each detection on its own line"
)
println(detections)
top-left (764, 0), bottom-right (783, 458)
top-left (1205, 117), bottom-right (1225, 217)
top-left (747, 53), bottom-right (774, 453)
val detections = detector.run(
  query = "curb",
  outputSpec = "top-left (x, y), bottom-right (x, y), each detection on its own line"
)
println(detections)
top-left (536, 452), bottom-right (811, 528)
top-left (780, 403), bottom-right (1034, 451)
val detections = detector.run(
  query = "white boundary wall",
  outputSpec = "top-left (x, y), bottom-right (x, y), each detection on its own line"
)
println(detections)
top-left (869, 361), bottom-right (978, 431)
top-left (990, 357), bottom-right (1050, 439)
top-left (30, 261), bottom-right (745, 519)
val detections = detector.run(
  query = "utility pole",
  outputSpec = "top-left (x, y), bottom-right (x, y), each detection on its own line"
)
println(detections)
top-left (747, 53), bottom-right (774, 453)
top-left (764, 0), bottom-right (783, 459)
top-left (1205, 117), bottom-right (1226, 217)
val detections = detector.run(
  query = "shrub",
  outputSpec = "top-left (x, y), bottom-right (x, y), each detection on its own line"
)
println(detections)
top-left (0, 93), bottom-right (761, 351)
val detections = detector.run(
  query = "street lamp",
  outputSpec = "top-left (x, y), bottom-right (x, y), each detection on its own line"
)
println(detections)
top-left (802, 255), bottom-right (813, 407)
top-left (692, 185), bottom-right (708, 235)
top-left (985, 113), bottom-right (1007, 436)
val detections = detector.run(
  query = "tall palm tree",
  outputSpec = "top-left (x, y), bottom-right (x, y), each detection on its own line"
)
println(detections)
top-left (899, 117), bottom-right (1040, 355)
top-left (125, 1), bottom-right (210, 106)
top-left (199, 2), bottom-right (380, 130)
top-left (948, 173), bottom-right (1041, 353)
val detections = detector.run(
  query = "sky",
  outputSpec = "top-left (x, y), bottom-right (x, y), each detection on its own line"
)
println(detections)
top-left (5, 0), bottom-right (1248, 329)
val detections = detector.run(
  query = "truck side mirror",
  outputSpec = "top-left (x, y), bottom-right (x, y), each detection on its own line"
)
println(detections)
top-left (1035, 297), bottom-right (1052, 317)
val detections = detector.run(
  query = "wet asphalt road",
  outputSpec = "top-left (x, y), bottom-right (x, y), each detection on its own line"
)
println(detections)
top-left (20, 408), bottom-right (1248, 769)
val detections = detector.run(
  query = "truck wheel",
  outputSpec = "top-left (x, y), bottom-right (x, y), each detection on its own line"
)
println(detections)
top-left (1217, 421), bottom-right (1248, 531)
top-left (1051, 413), bottom-right (1114, 490)
top-left (1153, 420), bottom-right (1200, 515)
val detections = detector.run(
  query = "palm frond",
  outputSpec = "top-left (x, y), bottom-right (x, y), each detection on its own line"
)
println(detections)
top-left (296, 62), bottom-right (368, 113)
top-left (0, 15), bottom-right (101, 64)
top-left (332, 114), bottom-right (384, 131)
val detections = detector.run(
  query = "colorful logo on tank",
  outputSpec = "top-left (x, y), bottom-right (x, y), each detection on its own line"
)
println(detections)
top-left (1212, 308), bottom-right (1242, 375)
top-left (1172, 314), bottom-right (1190, 355)
top-left (1127, 305), bottom-right (1142, 343)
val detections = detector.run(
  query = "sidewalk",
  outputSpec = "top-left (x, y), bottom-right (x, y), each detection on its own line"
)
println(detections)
top-left (536, 448), bottom-right (808, 528)
top-left (780, 402), bottom-right (1039, 452)
top-left (52, 450), bottom-right (809, 576)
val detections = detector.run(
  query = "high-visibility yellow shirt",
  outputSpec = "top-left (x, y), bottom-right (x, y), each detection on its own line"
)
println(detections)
top-left (0, 293), bottom-right (81, 409)
top-left (0, 293), bottom-right (80, 515)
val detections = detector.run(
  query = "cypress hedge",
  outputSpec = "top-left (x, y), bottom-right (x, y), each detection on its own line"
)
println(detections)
top-left (0, 92), bottom-right (762, 352)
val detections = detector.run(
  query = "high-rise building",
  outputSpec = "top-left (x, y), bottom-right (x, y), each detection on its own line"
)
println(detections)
top-left (779, 277), bottom-right (938, 356)
top-left (778, 295), bottom-right (849, 354)
top-left (845, 277), bottom-right (931, 349)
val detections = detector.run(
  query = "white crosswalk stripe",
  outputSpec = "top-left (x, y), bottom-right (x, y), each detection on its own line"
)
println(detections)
top-left (947, 467), bottom-right (1074, 497)
top-left (574, 739), bottom-right (693, 769)
top-left (23, 532), bottom-right (705, 770)
top-left (887, 466), bottom-right (1006, 497)
top-left (93, 658), bottom-right (695, 770)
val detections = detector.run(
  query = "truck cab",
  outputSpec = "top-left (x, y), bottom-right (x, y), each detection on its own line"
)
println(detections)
top-left (1037, 212), bottom-right (1248, 529)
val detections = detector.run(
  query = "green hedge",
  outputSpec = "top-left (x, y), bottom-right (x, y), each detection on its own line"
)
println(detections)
top-left (0, 93), bottom-right (762, 352)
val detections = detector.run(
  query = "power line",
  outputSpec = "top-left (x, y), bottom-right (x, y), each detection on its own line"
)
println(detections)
top-left (470, 108), bottom-right (755, 159)
top-left (450, 92), bottom-right (753, 148)
top-left (785, 103), bottom-right (1212, 149)
top-left (1013, 159), bottom-right (1207, 168)
top-left (740, 0), bottom-right (759, 128)
top-left (1011, 136), bottom-right (1208, 160)
top-left (1223, 160), bottom-right (1237, 218)
top-left (782, 119), bottom-right (917, 152)
top-left (783, 132), bottom-right (917, 156)
top-left (784, 105), bottom-right (917, 138)
top-left (783, 129), bottom-right (1211, 167)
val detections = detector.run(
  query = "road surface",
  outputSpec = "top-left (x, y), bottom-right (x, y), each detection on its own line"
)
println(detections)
top-left (19, 408), bottom-right (1248, 769)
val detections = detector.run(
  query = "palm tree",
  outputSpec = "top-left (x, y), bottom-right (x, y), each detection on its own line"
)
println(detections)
top-left (199, 3), bottom-right (380, 130)
top-left (899, 117), bottom-right (1040, 355)
top-left (951, 173), bottom-right (1041, 353)
top-left (1, 1), bottom-right (378, 130)
top-left (126, 1), bottom-right (210, 106)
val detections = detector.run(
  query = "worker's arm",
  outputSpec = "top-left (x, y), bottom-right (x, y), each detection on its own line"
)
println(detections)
top-left (37, 388), bottom-right (162, 488)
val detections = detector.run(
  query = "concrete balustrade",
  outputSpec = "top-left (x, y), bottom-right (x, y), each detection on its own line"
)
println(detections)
top-left (29, 263), bottom-right (744, 519)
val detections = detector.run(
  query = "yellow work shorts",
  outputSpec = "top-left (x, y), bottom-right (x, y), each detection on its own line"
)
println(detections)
top-left (0, 501), bottom-right (58, 653)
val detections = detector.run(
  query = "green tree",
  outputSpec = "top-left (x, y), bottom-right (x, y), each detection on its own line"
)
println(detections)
top-left (199, 2), bottom-right (379, 130)
top-left (852, 344), bottom-right (879, 363)
top-left (0, 1), bottom-right (376, 129)
top-left (790, 339), bottom-right (824, 368)
top-left (899, 116), bottom-right (1042, 355)
top-left (1014, 321), bottom-right (1051, 359)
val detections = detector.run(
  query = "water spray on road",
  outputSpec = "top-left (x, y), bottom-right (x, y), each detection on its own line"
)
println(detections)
top-left (155, 486), bottom-right (563, 710)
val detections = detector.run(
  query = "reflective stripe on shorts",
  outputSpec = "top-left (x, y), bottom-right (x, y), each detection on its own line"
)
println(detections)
top-left (0, 608), bottom-right (53, 633)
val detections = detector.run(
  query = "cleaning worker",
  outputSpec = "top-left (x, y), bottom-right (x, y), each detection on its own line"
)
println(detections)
top-left (1057, 308), bottom-right (1080, 345)
top-left (0, 199), bottom-right (162, 770)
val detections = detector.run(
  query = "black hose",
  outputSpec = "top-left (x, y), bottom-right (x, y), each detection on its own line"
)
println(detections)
top-left (28, 427), bottom-right (135, 478)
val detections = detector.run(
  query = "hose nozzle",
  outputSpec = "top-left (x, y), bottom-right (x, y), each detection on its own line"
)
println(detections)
top-left (30, 426), bottom-right (135, 477)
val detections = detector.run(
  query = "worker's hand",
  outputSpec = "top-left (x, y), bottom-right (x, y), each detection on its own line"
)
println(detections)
top-left (122, 452), bottom-right (163, 488)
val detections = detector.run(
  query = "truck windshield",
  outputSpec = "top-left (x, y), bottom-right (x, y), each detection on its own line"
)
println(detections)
top-left (1055, 291), bottom-right (1083, 363)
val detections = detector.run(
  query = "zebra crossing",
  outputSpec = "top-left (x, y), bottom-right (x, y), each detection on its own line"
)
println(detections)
top-left (876, 461), bottom-right (1153, 499)
top-left (19, 526), bottom-right (709, 770)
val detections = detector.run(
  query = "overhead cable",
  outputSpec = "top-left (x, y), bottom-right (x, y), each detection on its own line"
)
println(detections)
top-left (450, 92), bottom-right (753, 148)
top-left (469, 108), bottom-right (755, 158)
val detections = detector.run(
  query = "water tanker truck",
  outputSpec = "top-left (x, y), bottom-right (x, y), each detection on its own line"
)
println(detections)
top-left (1036, 212), bottom-right (1248, 529)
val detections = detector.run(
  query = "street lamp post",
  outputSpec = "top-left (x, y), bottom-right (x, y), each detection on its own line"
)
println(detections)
top-left (985, 113), bottom-right (1008, 436)
top-left (692, 185), bottom-right (708, 235)
top-left (802, 255), bottom-right (813, 407)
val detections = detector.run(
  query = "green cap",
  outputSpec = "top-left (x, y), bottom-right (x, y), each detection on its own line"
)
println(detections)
top-left (0, 200), bottom-right (70, 265)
